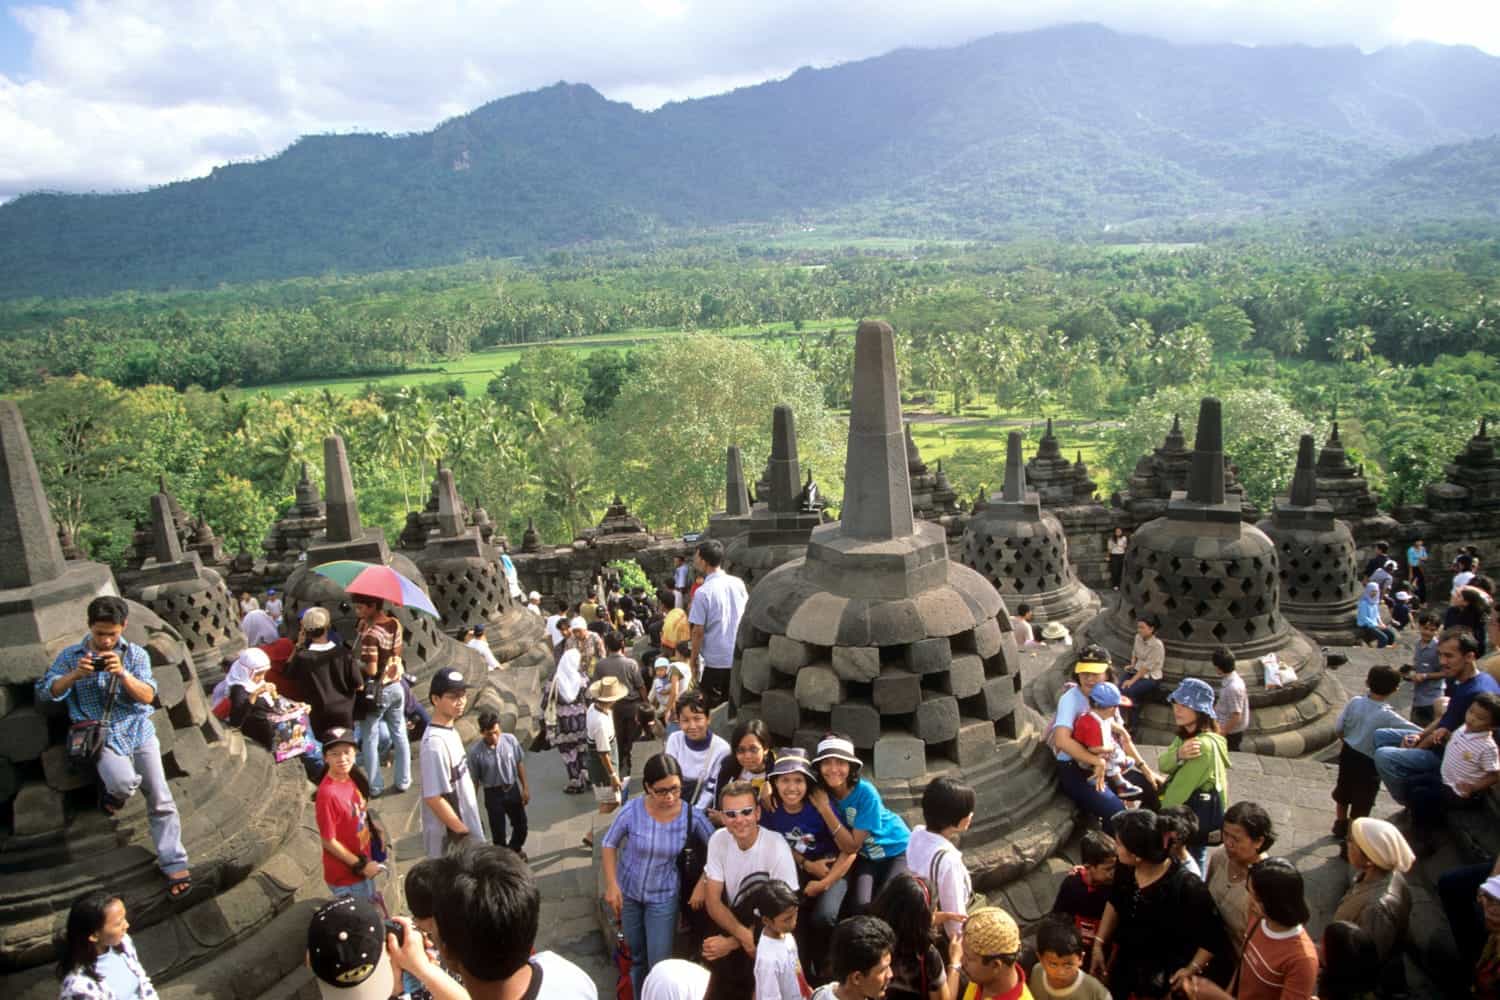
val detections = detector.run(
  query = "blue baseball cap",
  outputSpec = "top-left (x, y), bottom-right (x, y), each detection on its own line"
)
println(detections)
top-left (1089, 682), bottom-right (1124, 708)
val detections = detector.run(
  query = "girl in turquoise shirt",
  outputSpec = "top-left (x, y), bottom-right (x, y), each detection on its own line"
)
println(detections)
top-left (813, 733), bottom-right (910, 909)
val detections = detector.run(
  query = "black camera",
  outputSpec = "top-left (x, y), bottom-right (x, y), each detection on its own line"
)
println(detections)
top-left (384, 919), bottom-right (406, 948)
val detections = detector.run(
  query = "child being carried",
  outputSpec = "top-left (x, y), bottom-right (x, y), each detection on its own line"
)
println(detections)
top-left (1069, 682), bottom-right (1153, 801)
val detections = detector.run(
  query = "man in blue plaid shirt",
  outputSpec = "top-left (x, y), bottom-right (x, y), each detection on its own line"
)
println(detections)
top-left (36, 595), bottom-right (191, 897)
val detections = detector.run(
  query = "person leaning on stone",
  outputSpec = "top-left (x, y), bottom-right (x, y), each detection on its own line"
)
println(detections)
top-left (36, 595), bottom-right (192, 898)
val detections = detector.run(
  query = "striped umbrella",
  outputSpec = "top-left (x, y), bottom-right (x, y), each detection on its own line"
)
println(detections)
top-left (310, 560), bottom-right (440, 618)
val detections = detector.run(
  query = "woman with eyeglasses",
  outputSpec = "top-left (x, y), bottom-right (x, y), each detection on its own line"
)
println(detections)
top-left (1088, 809), bottom-right (1230, 999)
top-left (602, 753), bottom-right (716, 997)
top-left (708, 719), bottom-right (775, 824)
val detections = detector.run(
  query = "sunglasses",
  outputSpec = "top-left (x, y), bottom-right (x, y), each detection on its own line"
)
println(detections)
top-left (721, 805), bottom-right (757, 819)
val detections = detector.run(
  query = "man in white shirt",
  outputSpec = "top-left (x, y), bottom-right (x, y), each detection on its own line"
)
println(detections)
top-left (1011, 604), bottom-right (1037, 647)
top-left (526, 591), bottom-right (542, 616)
top-left (688, 539), bottom-right (748, 711)
top-left (1212, 646), bottom-right (1251, 752)
top-left (700, 782), bottom-right (798, 993)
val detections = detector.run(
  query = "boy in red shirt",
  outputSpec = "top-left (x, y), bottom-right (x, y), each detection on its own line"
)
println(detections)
top-left (316, 726), bottom-right (381, 902)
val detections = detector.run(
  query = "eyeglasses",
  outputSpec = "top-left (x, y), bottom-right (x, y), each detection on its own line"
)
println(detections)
top-left (649, 784), bottom-right (681, 798)
top-left (735, 745), bottom-right (764, 755)
top-left (722, 806), bottom-right (756, 818)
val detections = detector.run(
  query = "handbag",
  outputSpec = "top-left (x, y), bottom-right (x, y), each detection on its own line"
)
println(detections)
top-left (675, 793), bottom-right (708, 917)
top-left (530, 677), bottom-right (562, 752)
top-left (66, 674), bottom-right (119, 766)
top-left (1186, 785), bottom-right (1225, 846)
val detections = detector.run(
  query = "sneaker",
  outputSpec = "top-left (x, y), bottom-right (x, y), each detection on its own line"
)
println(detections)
top-left (1114, 779), bottom-right (1144, 801)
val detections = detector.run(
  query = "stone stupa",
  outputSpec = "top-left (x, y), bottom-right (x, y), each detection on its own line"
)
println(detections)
top-left (705, 445), bottom-right (754, 541)
top-left (731, 321), bottom-right (1072, 887)
top-left (1257, 435), bottom-right (1361, 645)
top-left (962, 431), bottom-right (1100, 632)
top-left (722, 405), bottom-right (827, 589)
top-left (0, 401), bottom-right (323, 1000)
top-left (1078, 398), bottom-right (1343, 756)
top-left (1314, 421), bottom-right (1400, 555)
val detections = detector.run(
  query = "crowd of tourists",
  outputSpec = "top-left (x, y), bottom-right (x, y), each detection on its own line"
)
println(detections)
top-left (41, 538), bottom-right (1500, 999)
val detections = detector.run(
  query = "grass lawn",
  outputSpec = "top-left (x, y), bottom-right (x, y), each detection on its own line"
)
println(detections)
top-left (242, 319), bottom-right (853, 398)
top-left (903, 407), bottom-right (1118, 498)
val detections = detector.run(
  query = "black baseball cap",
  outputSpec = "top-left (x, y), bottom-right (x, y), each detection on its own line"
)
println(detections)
top-left (306, 896), bottom-right (392, 1000)
top-left (430, 668), bottom-right (469, 698)
top-left (321, 727), bottom-right (359, 751)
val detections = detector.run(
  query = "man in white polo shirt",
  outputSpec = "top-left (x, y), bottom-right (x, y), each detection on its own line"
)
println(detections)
top-left (688, 538), bottom-right (748, 711)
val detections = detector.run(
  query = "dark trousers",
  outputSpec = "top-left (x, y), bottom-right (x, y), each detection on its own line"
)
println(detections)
top-left (482, 784), bottom-right (528, 851)
top-left (1225, 732), bottom-right (1244, 753)
top-left (700, 667), bottom-right (731, 712)
top-left (1440, 861), bottom-right (1493, 966)
top-left (613, 701), bottom-right (642, 777)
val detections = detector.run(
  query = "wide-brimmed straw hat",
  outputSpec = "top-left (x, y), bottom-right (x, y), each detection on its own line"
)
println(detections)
top-left (588, 677), bottom-right (629, 704)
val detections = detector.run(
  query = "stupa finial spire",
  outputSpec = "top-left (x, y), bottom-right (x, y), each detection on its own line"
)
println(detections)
top-left (0, 400), bottom-right (67, 587)
top-left (1185, 398), bottom-right (1226, 505)
top-left (841, 321), bottom-right (915, 540)
top-left (323, 435), bottom-right (363, 543)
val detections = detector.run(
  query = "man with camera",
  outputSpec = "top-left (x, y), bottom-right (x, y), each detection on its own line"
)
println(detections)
top-left (36, 595), bottom-right (191, 897)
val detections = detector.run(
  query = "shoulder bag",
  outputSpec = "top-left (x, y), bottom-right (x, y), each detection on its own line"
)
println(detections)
top-left (66, 674), bottom-right (120, 766)
top-left (675, 788), bottom-right (709, 917)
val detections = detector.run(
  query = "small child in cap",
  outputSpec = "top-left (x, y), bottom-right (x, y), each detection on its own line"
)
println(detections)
top-left (1069, 682), bottom-right (1145, 801)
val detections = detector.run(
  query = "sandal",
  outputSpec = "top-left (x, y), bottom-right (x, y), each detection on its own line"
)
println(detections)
top-left (166, 872), bottom-right (192, 899)
top-left (101, 792), bottom-right (128, 817)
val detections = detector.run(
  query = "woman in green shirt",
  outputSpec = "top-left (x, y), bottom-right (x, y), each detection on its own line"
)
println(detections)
top-left (1157, 677), bottom-right (1230, 872)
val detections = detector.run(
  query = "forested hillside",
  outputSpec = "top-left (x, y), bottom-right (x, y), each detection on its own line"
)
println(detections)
top-left (4, 23), bottom-right (1500, 297)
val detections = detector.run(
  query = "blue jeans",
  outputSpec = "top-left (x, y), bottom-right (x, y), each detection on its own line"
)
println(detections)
top-left (622, 896), bottom-right (677, 997)
top-left (363, 682), bottom-right (411, 796)
top-left (328, 878), bottom-right (378, 901)
top-left (98, 736), bottom-right (188, 876)
top-left (1372, 727), bottom-right (1441, 805)
top-left (1121, 674), bottom-right (1159, 730)
top-left (1056, 760), bottom-right (1162, 832)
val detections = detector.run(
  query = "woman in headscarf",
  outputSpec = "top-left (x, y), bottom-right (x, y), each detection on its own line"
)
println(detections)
top-left (1357, 582), bottom-right (1396, 648)
top-left (1333, 817), bottom-right (1414, 992)
top-left (549, 647), bottom-right (592, 793)
top-left (241, 608), bottom-right (279, 648)
top-left (213, 648), bottom-right (279, 748)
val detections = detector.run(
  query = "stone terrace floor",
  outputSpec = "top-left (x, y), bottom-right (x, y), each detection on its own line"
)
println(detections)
top-left (266, 620), bottom-right (1466, 997)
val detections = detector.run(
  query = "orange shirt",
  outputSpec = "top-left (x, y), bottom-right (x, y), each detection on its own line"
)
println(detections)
top-left (1237, 921), bottom-right (1318, 1000)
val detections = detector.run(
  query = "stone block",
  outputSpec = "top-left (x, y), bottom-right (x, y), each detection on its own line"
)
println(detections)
top-left (832, 646), bottom-right (881, 682)
top-left (151, 708), bottom-right (177, 753)
top-left (791, 728), bottom-right (825, 755)
top-left (165, 723), bottom-right (213, 776)
top-left (0, 705), bottom-right (48, 762)
top-left (153, 661), bottom-right (187, 708)
top-left (794, 666), bottom-right (845, 713)
top-left (769, 636), bottom-right (818, 675)
top-left (904, 637), bottom-right (952, 675)
top-left (954, 717), bottom-right (996, 767)
top-left (871, 669), bottom-right (922, 715)
top-left (975, 675), bottom-right (1019, 721)
top-left (0, 683), bottom-right (18, 717)
top-left (0, 757), bottom-right (15, 800)
top-left (169, 678), bottom-right (209, 728)
top-left (973, 618), bottom-right (1004, 658)
top-left (13, 781), bottom-right (64, 837)
top-left (40, 743), bottom-right (94, 792)
top-left (873, 732), bottom-right (927, 780)
top-left (740, 647), bottom-right (773, 694)
top-left (831, 700), bottom-right (882, 749)
top-left (761, 689), bottom-right (803, 739)
top-left (948, 654), bottom-right (985, 700)
top-left (913, 693), bottom-right (960, 743)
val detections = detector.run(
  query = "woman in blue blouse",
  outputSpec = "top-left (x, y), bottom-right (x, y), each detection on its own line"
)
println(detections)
top-left (58, 891), bottom-right (158, 1000)
top-left (813, 734), bottom-right (911, 910)
top-left (602, 752), bottom-right (716, 996)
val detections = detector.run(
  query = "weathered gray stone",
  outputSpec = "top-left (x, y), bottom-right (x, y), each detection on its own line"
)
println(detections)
top-left (973, 619), bottom-right (1004, 659)
top-left (831, 700), bottom-right (882, 748)
top-left (954, 717), bottom-right (996, 767)
top-left (974, 675), bottom-right (1019, 721)
top-left (0, 400), bottom-right (67, 589)
top-left (832, 646), bottom-right (881, 682)
top-left (40, 744), bottom-right (94, 792)
top-left (740, 646), bottom-right (773, 694)
top-left (904, 637), bottom-right (952, 674)
top-left (323, 435), bottom-right (363, 543)
top-left (794, 666), bottom-right (845, 713)
top-left (0, 706), bottom-right (48, 762)
top-left (873, 732), bottom-right (927, 780)
top-left (872, 668), bottom-right (922, 715)
top-left (948, 654), bottom-right (986, 700)
top-left (12, 781), bottom-right (64, 836)
top-left (769, 635), bottom-right (818, 674)
top-left (842, 322), bottom-right (915, 541)
top-left (761, 689), bottom-right (803, 738)
top-left (913, 693), bottom-right (960, 742)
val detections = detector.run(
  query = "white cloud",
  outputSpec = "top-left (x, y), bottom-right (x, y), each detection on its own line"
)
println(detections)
top-left (0, 0), bottom-right (1497, 199)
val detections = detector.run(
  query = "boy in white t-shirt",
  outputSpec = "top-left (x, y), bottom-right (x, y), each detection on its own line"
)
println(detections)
top-left (419, 670), bottom-right (485, 859)
top-left (752, 880), bottom-right (811, 1000)
top-left (1412, 691), bottom-right (1500, 830)
top-left (664, 690), bottom-right (731, 808)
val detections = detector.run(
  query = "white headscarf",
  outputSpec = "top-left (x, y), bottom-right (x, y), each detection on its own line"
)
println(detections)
top-left (212, 647), bottom-right (271, 708)
top-left (553, 648), bottom-right (586, 704)
top-left (241, 609), bottom-right (278, 647)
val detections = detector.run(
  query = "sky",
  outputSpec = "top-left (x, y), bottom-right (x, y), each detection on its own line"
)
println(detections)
top-left (2, 0), bottom-right (1498, 203)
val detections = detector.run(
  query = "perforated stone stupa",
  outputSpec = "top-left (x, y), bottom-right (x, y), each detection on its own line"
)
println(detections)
top-left (1115, 413), bottom-right (1259, 523)
top-left (962, 431), bottom-right (1100, 632)
top-left (731, 321), bottom-right (1072, 887)
top-left (118, 492), bottom-right (245, 686)
top-left (722, 405), bottom-right (827, 589)
top-left (1023, 422), bottom-right (1119, 591)
top-left (905, 423), bottom-right (963, 538)
top-left (1314, 421), bottom-right (1399, 556)
top-left (1257, 435), bottom-right (1361, 646)
top-left (0, 401), bottom-right (324, 1000)
top-left (1079, 398), bottom-right (1343, 756)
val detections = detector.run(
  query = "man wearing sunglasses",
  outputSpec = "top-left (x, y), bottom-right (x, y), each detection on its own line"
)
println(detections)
top-left (699, 781), bottom-right (798, 998)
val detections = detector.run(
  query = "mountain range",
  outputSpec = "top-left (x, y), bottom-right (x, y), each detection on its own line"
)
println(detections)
top-left (4, 22), bottom-right (1500, 298)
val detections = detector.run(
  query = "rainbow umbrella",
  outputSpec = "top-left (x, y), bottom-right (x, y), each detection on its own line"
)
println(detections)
top-left (311, 560), bottom-right (440, 618)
